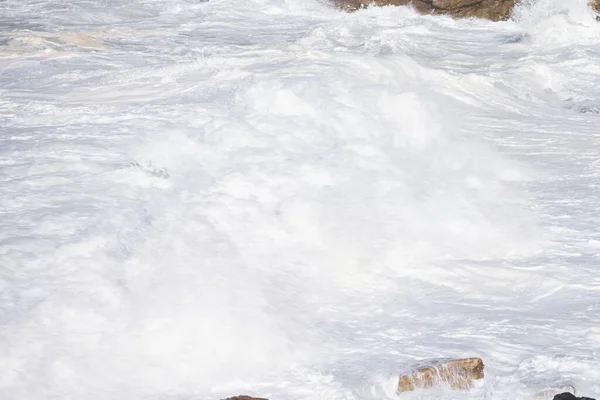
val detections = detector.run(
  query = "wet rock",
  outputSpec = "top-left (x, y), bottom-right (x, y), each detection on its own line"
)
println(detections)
top-left (398, 357), bottom-right (484, 392)
top-left (333, 0), bottom-right (516, 21)
top-left (590, 0), bottom-right (600, 21)
top-left (334, 0), bottom-right (600, 21)
top-left (553, 393), bottom-right (596, 400)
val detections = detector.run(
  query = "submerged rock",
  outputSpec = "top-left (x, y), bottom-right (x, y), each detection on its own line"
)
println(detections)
top-left (553, 393), bottom-right (596, 400)
top-left (398, 357), bottom-right (484, 392)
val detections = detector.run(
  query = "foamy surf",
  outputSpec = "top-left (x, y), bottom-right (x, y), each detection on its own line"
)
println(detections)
top-left (1, 0), bottom-right (599, 399)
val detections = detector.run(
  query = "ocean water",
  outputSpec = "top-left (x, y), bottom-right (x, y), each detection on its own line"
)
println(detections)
top-left (1, 0), bottom-right (600, 398)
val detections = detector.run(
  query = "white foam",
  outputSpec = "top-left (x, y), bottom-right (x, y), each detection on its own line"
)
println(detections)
top-left (1, 0), bottom-right (600, 398)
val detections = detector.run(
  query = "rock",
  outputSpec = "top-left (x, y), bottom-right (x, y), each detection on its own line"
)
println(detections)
top-left (397, 357), bottom-right (484, 392)
top-left (535, 383), bottom-right (577, 399)
top-left (333, 0), bottom-right (516, 21)
top-left (334, 0), bottom-right (600, 21)
top-left (223, 396), bottom-right (268, 400)
top-left (590, 0), bottom-right (600, 21)
top-left (553, 393), bottom-right (596, 400)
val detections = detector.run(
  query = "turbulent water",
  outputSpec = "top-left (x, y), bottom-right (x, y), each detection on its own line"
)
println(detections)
top-left (1, 0), bottom-right (600, 398)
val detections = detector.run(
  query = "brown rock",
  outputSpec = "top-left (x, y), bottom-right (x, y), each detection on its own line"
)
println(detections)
top-left (333, 0), bottom-right (516, 21)
top-left (336, 0), bottom-right (600, 20)
top-left (397, 357), bottom-right (484, 392)
top-left (590, 0), bottom-right (600, 22)
top-left (223, 397), bottom-right (268, 400)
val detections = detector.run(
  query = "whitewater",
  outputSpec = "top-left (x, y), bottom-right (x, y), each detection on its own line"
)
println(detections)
top-left (1, 0), bottom-right (600, 398)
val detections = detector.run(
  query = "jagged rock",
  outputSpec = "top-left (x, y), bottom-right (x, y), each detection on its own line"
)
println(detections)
top-left (223, 396), bottom-right (268, 400)
top-left (554, 393), bottom-right (596, 400)
top-left (397, 357), bottom-right (484, 392)
top-left (333, 0), bottom-right (516, 21)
